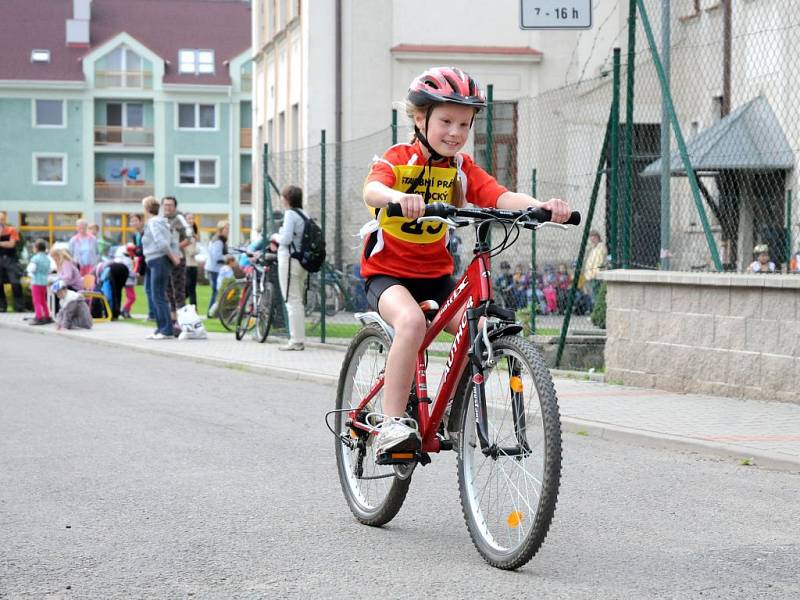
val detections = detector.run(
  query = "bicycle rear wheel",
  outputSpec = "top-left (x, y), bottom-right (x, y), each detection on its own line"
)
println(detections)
top-left (455, 334), bottom-right (561, 570)
top-left (335, 324), bottom-right (411, 526)
top-left (218, 279), bottom-right (245, 332)
top-left (234, 282), bottom-right (254, 341)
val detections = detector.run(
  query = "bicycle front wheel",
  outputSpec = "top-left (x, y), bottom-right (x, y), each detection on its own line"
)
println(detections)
top-left (455, 334), bottom-right (562, 570)
top-left (234, 283), bottom-right (254, 341)
top-left (335, 324), bottom-right (411, 526)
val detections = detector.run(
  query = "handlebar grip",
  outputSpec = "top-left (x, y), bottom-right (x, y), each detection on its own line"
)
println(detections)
top-left (527, 208), bottom-right (582, 226)
top-left (384, 202), bottom-right (453, 219)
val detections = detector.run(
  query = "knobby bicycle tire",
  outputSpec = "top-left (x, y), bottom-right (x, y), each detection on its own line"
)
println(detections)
top-left (335, 324), bottom-right (411, 526)
top-left (234, 282), bottom-right (254, 341)
top-left (454, 334), bottom-right (562, 570)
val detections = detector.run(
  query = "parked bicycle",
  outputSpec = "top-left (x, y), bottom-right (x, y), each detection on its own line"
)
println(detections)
top-left (305, 262), bottom-right (367, 320)
top-left (231, 249), bottom-right (284, 342)
top-left (329, 203), bottom-right (580, 570)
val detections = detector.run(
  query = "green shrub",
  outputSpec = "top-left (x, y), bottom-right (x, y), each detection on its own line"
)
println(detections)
top-left (590, 282), bottom-right (607, 329)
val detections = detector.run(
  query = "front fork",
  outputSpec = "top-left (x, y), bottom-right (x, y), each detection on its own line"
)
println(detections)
top-left (467, 305), bottom-right (529, 457)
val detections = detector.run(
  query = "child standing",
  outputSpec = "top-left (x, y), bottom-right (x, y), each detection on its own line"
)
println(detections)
top-left (27, 239), bottom-right (53, 325)
top-left (117, 244), bottom-right (138, 319)
top-left (360, 66), bottom-right (570, 454)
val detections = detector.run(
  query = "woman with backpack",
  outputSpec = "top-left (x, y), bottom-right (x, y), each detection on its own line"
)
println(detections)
top-left (270, 185), bottom-right (308, 351)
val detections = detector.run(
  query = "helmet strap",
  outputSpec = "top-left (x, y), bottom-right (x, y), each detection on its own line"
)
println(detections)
top-left (413, 105), bottom-right (446, 162)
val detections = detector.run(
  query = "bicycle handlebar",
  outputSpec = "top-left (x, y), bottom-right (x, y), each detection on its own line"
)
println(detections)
top-left (384, 202), bottom-right (581, 226)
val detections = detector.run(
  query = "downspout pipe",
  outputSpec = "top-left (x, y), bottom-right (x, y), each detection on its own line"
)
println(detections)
top-left (334, 0), bottom-right (343, 269)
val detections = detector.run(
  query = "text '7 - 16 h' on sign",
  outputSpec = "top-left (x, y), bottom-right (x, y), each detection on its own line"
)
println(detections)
top-left (519, 0), bottom-right (593, 30)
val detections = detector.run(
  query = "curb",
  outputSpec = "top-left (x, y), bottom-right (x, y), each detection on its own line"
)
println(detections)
top-left (4, 320), bottom-right (798, 473)
top-left (561, 418), bottom-right (800, 473)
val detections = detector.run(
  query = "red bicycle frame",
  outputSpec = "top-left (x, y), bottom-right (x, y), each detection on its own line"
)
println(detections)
top-left (349, 245), bottom-right (494, 454)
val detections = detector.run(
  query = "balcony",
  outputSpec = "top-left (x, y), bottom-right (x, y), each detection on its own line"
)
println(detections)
top-left (95, 70), bottom-right (153, 90)
top-left (240, 128), bottom-right (252, 149)
top-left (95, 182), bottom-right (154, 203)
top-left (241, 183), bottom-right (252, 204)
top-left (95, 126), bottom-right (154, 147)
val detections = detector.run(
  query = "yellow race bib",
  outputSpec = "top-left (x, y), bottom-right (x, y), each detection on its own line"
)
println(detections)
top-left (378, 164), bottom-right (456, 243)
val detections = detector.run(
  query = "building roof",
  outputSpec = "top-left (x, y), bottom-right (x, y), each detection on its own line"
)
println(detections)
top-left (642, 95), bottom-right (794, 176)
top-left (0, 0), bottom-right (250, 85)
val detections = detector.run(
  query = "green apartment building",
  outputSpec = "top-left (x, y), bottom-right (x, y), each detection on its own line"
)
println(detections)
top-left (0, 0), bottom-right (253, 250)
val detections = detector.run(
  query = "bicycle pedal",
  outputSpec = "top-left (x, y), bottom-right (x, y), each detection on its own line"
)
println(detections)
top-left (375, 450), bottom-right (419, 465)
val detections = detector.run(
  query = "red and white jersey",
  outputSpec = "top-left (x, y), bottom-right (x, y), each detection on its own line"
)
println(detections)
top-left (360, 140), bottom-right (507, 279)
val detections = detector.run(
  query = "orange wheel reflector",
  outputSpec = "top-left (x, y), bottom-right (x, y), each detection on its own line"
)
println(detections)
top-left (507, 511), bottom-right (524, 528)
top-left (509, 376), bottom-right (524, 393)
top-left (390, 453), bottom-right (414, 459)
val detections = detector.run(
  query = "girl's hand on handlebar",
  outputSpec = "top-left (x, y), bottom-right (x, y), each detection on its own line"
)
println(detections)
top-left (391, 193), bottom-right (426, 220)
top-left (538, 198), bottom-right (570, 223)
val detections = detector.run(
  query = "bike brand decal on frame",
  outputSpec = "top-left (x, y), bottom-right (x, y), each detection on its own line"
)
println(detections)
top-left (441, 296), bottom-right (473, 385)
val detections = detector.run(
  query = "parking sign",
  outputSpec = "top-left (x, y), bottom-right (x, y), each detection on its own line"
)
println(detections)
top-left (520, 0), bottom-right (592, 29)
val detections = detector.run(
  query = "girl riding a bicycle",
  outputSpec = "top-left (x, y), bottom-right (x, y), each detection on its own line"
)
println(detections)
top-left (361, 66), bottom-right (571, 456)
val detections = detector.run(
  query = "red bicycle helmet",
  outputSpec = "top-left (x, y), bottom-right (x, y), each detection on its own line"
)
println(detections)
top-left (408, 66), bottom-right (486, 109)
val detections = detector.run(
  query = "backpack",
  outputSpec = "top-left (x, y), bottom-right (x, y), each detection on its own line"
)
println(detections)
top-left (290, 208), bottom-right (326, 273)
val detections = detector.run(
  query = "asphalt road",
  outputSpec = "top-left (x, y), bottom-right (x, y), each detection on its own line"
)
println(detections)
top-left (1, 329), bottom-right (798, 599)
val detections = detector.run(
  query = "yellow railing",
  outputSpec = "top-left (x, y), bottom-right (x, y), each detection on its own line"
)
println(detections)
top-left (94, 126), bottom-right (154, 147)
top-left (95, 70), bottom-right (153, 89)
top-left (95, 182), bottom-right (154, 202)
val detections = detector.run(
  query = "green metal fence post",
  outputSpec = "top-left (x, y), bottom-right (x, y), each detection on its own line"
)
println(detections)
top-left (555, 113), bottom-right (613, 368)
top-left (262, 143), bottom-right (271, 246)
top-left (636, 0), bottom-right (723, 271)
top-left (320, 130), bottom-right (327, 343)
top-left (622, 0), bottom-right (636, 269)
top-left (530, 168), bottom-right (537, 335)
top-left (786, 189), bottom-right (793, 272)
top-left (609, 48), bottom-right (621, 269)
top-left (485, 84), bottom-right (494, 247)
top-left (391, 109), bottom-right (398, 145)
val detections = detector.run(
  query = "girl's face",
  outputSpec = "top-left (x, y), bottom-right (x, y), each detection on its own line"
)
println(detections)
top-left (415, 104), bottom-right (475, 158)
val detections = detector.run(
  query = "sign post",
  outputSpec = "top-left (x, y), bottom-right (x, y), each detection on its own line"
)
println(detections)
top-left (520, 0), bottom-right (592, 29)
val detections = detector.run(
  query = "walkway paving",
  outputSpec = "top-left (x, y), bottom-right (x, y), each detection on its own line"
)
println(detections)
top-left (2, 312), bottom-right (799, 472)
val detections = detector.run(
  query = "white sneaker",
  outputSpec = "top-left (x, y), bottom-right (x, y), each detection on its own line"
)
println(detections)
top-left (147, 332), bottom-right (171, 340)
top-left (375, 417), bottom-right (421, 455)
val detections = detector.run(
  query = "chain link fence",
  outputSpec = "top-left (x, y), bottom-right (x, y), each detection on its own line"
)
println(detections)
top-left (260, 0), bottom-right (800, 347)
top-left (627, 0), bottom-right (798, 274)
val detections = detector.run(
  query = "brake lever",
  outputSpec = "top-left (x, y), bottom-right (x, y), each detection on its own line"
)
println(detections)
top-left (418, 216), bottom-right (462, 228)
top-left (523, 221), bottom-right (569, 231)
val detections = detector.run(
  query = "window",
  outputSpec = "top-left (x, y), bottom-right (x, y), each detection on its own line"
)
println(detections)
top-left (177, 103), bottom-right (216, 129)
top-left (33, 99), bottom-right (65, 127)
top-left (99, 46), bottom-right (147, 88)
top-left (278, 111), bottom-right (285, 152)
top-left (197, 213), bottom-right (227, 242)
top-left (19, 212), bottom-right (81, 246)
top-left (31, 49), bottom-right (50, 63)
top-left (178, 158), bottom-right (217, 187)
top-left (106, 102), bottom-right (144, 128)
top-left (33, 153), bottom-right (66, 185)
top-left (179, 49), bottom-right (215, 75)
top-left (102, 213), bottom-right (138, 244)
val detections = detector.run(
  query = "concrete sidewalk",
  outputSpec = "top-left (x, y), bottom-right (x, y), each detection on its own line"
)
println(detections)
top-left (2, 312), bottom-right (799, 473)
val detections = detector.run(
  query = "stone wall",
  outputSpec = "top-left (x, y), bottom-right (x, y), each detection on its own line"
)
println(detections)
top-left (599, 270), bottom-right (800, 405)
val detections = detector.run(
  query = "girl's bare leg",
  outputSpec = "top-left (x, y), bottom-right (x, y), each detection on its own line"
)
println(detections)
top-left (377, 285), bottom-right (427, 418)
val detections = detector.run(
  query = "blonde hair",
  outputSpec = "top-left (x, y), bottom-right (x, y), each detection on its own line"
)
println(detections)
top-left (142, 195), bottom-right (160, 216)
top-left (50, 247), bottom-right (74, 264)
top-left (217, 220), bottom-right (229, 233)
top-left (404, 101), bottom-right (467, 208)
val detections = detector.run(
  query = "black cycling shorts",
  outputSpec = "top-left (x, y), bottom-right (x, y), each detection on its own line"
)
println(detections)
top-left (365, 274), bottom-right (457, 314)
